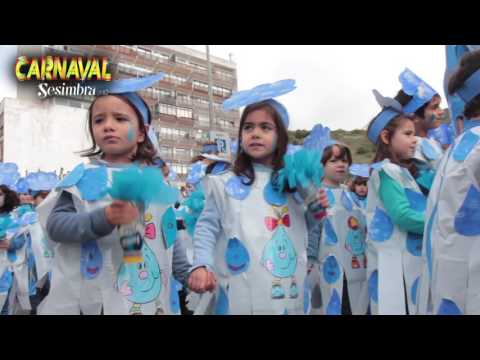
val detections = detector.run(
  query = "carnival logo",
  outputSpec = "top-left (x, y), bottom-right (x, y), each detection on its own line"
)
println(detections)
top-left (15, 56), bottom-right (112, 99)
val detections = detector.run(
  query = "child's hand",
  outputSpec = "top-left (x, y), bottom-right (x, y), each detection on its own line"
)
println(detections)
top-left (188, 267), bottom-right (217, 293)
top-left (316, 188), bottom-right (329, 208)
top-left (105, 200), bottom-right (140, 225)
top-left (0, 238), bottom-right (9, 251)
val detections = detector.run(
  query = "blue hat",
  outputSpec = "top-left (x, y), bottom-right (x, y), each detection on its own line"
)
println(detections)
top-left (25, 171), bottom-right (59, 192)
top-left (455, 68), bottom-right (480, 104)
top-left (0, 163), bottom-right (20, 190)
top-left (222, 79), bottom-right (296, 128)
top-left (303, 124), bottom-right (337, 156)
top-left (13, 177), bottom-right (30, 194)
top-left (368, 90), bottom-right (404, 144)
top-left (399, 68), bottom-right (438, 114)
top-left (349, 164), bottom-right (370, 178)
top-left (444, 46), bottom-right (471, 131)
top-left (93, 72), bottom-right (165, 125)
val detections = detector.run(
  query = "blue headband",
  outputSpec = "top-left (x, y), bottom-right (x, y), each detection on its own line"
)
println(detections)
top-left (124, 92), bottom-right (151, 125)
top-left (367, 108), bottom-right (402, 144)
top-left (94, 72), bottom-right (165, 125)
top-left (456, 68), bottom-right (480, 104)
top-left (266, 99), bottom-right (289, 129)
top-left (222, 79), bottom-right (295, 129)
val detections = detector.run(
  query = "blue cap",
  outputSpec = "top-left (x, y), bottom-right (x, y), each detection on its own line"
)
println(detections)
top-left (349, 164), bottom-right (370, 178)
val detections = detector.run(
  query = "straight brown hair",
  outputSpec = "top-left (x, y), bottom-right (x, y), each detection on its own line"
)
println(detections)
top-left (80, 94), bottom-right (157, 165)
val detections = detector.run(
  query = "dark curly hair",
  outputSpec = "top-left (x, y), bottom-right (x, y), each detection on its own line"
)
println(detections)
top-left (0, 185), bottom-right (19, 213)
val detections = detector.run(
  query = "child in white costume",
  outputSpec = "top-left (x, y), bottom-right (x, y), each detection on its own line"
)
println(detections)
top-left (306, 141), bottom-right (368, 315)
top-left (417, 50), bottom-right (480, 315)
top-left (36, 73), bottom-right (190, 315)
top-left (365, 91), bottom-right (430, 315)
top-left (188, 80), bottom-right (327, 315)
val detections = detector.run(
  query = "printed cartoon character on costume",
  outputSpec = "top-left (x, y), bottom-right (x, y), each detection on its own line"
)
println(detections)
top-left (261, 206), bottom-right (298, 300)
top-left (117, 242), bottom-right (162, 314)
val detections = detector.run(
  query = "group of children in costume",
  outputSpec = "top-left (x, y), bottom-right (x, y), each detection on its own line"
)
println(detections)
top-left (0, 44), bottom-right (478, 315)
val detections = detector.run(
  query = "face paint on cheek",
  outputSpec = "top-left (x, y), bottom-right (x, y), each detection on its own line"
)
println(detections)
top-left (271, 133), bottom-right (278, 152)
top-left (127, 124), bottom-right (134, 142)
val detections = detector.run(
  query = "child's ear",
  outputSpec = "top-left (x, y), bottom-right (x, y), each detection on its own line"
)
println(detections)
top-left (380, 130), bottom-right (390, 145)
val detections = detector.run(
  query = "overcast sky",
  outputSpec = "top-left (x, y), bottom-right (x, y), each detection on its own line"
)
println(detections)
top-left (0, 45), bottom-right (447, 131)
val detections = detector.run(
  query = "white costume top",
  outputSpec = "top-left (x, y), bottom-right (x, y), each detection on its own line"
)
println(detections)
top-left (194, 164), bottom-right (309, 315)
top-left (417, 125), bottom-right (480, 315)
top-left (316, 186), bottom-right (369, 315)
top-left (36, 160), bottom-right (179, 315)
top-left (366, 160), bottom-right (427, 315)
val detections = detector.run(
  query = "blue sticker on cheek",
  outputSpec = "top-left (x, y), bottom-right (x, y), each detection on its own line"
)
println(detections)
top-left (127, 124), bottom-right (134, 142)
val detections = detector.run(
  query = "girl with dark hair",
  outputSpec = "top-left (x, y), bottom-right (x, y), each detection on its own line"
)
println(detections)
top-left (188, 81), bottom-right (326, 315)
top-left (36, 73), bottom-right (189, 315)
top-left (394, 68), bottom-right (445, 172)
top-left (365, 90), bottom-right (430, 315)
top-left (417, 49), bottom-right (480, 315)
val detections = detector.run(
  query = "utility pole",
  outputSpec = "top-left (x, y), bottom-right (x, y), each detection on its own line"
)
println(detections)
top-left (206, 45), bottom-right (215, 140)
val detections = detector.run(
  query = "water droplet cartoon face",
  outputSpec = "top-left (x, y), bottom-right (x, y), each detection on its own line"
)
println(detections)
top-left (117, 243), bottom-right (161, 304)
top-left (369, 207), bottom-right (394, 242)
top-left (80, 240), bottom-right (103, 280)
top-left (322, 255), bottom-right (341, 284)
top-left (345, 216), bottom-right (366, 256)
top-left (261, 227), bottom-right (297, 278)
top-left (225, 237), bottom-right (250, 275)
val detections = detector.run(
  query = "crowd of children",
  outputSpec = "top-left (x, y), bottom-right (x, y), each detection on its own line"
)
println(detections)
top-left (0, 45), bottom-right (478, 315)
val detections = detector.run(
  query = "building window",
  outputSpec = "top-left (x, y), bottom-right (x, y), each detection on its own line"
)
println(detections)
top-left (157, 103), bottom-right (177, 116)
top-left (177, 107), bottom-right (192, 119)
